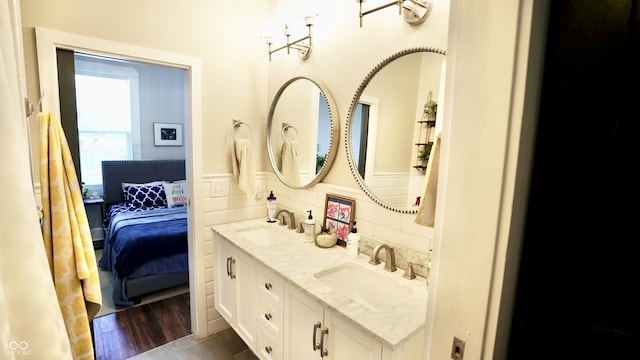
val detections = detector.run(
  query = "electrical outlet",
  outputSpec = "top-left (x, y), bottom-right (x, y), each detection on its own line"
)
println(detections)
top-left (451, 337), bottom-right (465, 360)
top-left (210, 181), bottom-right (229, 198)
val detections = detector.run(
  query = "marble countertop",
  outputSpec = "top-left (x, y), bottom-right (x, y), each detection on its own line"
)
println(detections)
top-left (211, 218), bottom-right (428, 349)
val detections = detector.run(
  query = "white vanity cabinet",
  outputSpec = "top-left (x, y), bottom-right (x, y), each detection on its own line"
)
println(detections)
top-left (212, 221), bottom-right (427, 360)
top-left (284, 284), bottom-right (385, 360)
top-left (213, 234), bottom-right (257, 350)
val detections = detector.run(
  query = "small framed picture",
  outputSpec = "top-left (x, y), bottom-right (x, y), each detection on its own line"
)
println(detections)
top-left (323, 194), bottom-right (356, 247)
top-left (154, 123), bottom-right (183, 146)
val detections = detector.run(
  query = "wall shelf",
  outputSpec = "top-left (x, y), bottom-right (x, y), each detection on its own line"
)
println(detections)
top-left (414, 116), bottom-right (436, 172)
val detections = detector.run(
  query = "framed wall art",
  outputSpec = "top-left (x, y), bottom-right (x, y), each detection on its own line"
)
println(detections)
top-left (154, 122), bottom-right (183, 146)
top-left (322, 194), bottom-right (355, 247)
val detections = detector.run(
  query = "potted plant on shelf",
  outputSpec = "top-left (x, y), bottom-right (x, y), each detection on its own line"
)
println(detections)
top-left (418, 148), bottom-right (431, 165)
top-left (423, 90), bottom-right (437, 120)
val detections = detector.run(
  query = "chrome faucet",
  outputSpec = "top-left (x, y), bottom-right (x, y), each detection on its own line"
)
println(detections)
top-left (275, 209), bottom-right (296, 230)
top-left (369, 244), bottom-right (397, 272)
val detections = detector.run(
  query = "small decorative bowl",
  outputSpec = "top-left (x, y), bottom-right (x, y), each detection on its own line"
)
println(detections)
top-left (315, 233), bottom-right (337, 248)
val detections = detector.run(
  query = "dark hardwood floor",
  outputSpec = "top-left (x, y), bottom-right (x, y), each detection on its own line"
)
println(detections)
top-left (92, 293), bottom-right (191, 360)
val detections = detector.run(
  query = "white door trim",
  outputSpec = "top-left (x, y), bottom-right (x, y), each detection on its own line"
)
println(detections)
top-left (35, 27), bottom-right (206, 338)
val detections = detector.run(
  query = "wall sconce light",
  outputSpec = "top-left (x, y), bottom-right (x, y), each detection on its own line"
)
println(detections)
top-left (266, 15), bottom-right (316, 61)
top-left (358, 0), bottom-right (432, 27)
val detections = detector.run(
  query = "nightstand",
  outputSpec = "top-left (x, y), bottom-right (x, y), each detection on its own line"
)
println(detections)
top-left (83, 197), bottom-right (105, 249)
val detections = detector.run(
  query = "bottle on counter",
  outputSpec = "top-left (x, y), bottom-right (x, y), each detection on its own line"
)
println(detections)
top-left (347, 221), bottom-right (360, 259)
top-left (266, 191), bottom-right (277, 223)
top-left (303, 210), bottom-right (316, 242)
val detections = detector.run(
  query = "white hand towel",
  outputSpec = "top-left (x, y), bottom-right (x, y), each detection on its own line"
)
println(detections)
top-left (414, 135), bottom-right (440, 227)
top-left (280, 141), bottom-right (301, 186)
top-left (232, 138), bottom-right (256, 197)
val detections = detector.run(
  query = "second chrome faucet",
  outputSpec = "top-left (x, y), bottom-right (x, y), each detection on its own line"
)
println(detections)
top-left (369, 244), bottom-right (397, 272)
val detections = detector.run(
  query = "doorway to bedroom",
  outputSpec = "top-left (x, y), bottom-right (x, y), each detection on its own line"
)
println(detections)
top-left (57, 49), bottom-right (189, 307)
top-left (36, 27), bottom-right (205, 356)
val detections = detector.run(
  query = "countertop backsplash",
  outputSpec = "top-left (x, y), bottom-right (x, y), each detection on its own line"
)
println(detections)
top-left (359, 235), bottom-right (431, 281)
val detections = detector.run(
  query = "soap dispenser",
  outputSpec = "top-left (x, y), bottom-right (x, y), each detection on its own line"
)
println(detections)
top-left (266, 191), bottom-right (277, 223)
top-left (347, 221), bottom-right (360, 259)
top-left (303, 210), bottom-right (316, 243)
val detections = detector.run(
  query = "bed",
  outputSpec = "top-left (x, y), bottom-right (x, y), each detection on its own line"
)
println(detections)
top-left (99, 159), bottom-right (189, 309)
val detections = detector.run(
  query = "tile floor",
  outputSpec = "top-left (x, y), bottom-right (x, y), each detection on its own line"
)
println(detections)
top-left (127, 327), bottom-right (259, 360)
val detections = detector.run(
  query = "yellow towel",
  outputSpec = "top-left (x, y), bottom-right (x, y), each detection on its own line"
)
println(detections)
top-left (39, 112), bottom-right (101, 360)
top-left (280, 141), bottom-right (301, 186)
top-left (232, 138), bottom-right (256, 197)
top-left (414, 135), bottom-right (441, 227)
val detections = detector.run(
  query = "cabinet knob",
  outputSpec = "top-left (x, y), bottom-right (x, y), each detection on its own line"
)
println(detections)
top-left (264, 313), bottom-right (272, 321)
top-left (265, 346), bottom-right (272, 354)
top-left (264, 282), bottom-right (272, 290)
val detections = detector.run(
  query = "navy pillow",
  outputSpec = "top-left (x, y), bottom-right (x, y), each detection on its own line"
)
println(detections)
top-left (123, 184), bottom-right (167, 208)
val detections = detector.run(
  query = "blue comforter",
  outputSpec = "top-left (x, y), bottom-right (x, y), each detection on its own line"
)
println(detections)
top-left (99, 206), bottom-right (188, 308)
top-left (99, 206), bottom-right (188, 277)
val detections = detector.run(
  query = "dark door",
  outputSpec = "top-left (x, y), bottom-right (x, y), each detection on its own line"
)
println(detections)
top-left (507, 1), bottom-right (638, 359)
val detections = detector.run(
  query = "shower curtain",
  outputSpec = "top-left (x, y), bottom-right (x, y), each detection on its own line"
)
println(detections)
top-left (39, 112), bottom-right (102, 360)
top-left (0, 0), bottom-right (73, 359)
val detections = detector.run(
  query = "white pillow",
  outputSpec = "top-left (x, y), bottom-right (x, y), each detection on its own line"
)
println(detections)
top-left (163, 180), bottom-right (187, 208)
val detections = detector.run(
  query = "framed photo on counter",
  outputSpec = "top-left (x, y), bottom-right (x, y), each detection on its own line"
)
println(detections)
top-left (322, 194), bottom-right (355, 246)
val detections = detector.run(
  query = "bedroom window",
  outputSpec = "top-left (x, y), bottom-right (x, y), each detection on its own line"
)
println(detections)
top-left (74, 54), bottom-right (141, 186)
top-left (57, 50), bottom-right (187, 191)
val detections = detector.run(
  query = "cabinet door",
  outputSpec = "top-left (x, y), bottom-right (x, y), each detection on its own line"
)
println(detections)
top-left (213, 235), bottom-right (257, 350)
top-left (234, 248), bottom-right (257, 349)
top-left (324, 311), bottom-right (382, 360)
top-left (284, 285), bottom-right (324, 360)
top-left (213, 234), bottom-right (236, 322)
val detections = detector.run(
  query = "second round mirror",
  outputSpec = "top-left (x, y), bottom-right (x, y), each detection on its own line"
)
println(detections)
top-left (345, 47), bottom-right (447, 213)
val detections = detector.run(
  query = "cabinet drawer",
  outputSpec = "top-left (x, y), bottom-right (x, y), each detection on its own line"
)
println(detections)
top-left (257, 264), bottom-right (284, 310)
top-left (257, 325), bottom-right (283, 360)
top-left (258, 298), bottom-right (283, 340)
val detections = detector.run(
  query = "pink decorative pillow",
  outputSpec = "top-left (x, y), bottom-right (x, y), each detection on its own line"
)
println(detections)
top-left (163, 180), bottom-right (187, 208)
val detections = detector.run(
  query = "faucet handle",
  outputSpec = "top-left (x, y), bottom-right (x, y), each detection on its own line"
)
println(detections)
top-left (368, 249), bottom-right (381, 265)
top-left (403, 262), bottom-right (424, 280)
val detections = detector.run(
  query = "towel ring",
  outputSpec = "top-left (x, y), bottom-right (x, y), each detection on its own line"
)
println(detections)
top-left (281, 123), bottom-right (298, 143)
top-left (232, 119), bottom-right (252, 141)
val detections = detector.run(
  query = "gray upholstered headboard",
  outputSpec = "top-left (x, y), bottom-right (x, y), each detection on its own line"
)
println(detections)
top-left (102, 160), bottom-right (186, 208)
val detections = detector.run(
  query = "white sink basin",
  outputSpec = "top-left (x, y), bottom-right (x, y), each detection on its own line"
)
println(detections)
top-left (238, 226), bottom-right (289, 246)
top-left (314, 263), bottom-right (412, 311)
